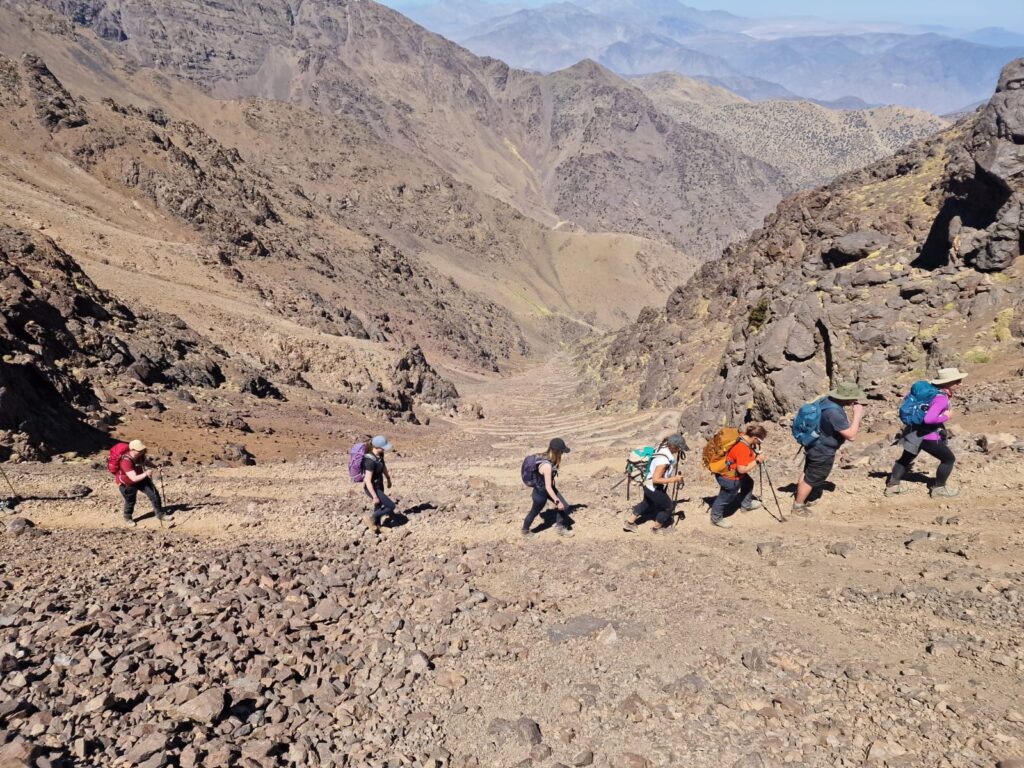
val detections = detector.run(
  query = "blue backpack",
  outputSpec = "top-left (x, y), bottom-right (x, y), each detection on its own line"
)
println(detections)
top-left (899, 381), bottom-right (941, 426)
top-left (791, 397), bottom-right (841, 448)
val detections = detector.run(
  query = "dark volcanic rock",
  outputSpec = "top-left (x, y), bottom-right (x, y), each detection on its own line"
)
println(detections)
top-left (393, 345), bottom-right (459, 410)
top-left (936, 59), bottom-right (1024, 272)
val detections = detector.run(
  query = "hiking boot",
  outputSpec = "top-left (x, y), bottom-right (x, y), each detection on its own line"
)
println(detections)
top-left (740, 500), bottom-right (762, 512)
top-left (622, 520), bottom-right (638, 532)
top-left (123, 515), bottom-right (136, 527)
top-left (883, 483), bottom-right (902, 497)
top-left (556, 526), bottom-right (574, 538)
top-left (712, 518), bottom-right (733, 529)
top-left (930, 485), bottom-right (960, 498)
top-left (651, 525), bottom-right (674, 535)
top-left (520, 528), bottom-right (535, 538)
top-left (363, 514), bottom-right (380, 531)
top-left (790, 503), bottom-right (812, 517)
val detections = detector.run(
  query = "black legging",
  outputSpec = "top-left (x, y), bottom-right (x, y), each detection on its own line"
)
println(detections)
top-left (522, 486), bottom-right (570, 531)
top-left (888, 440), bottom-right (956, 487)
top-left (635, 486), bottom-right (675, 527)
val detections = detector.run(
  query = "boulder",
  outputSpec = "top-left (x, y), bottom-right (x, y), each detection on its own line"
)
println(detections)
top-left (173, 688), bottom-right (226, 724)
top-left (823, 230), bottom-right (890, 267)
top-left (4, 517), bottom-right (34, 537)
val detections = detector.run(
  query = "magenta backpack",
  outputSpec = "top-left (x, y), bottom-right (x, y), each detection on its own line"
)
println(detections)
top-left (348, 442), bottom-right (367, 483)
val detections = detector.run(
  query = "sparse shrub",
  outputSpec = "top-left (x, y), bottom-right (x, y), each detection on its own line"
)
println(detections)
top-left (994, 309), bottom-right (1015, 342)
top-left (964, 347), bottom-right (991, 364)
top-left (748, 299), bottom-right (770, 331)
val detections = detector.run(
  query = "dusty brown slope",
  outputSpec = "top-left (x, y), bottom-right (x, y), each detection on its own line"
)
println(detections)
top-left (0, 2), bottom-right (695, 339)
top-left (637, 71), bottom-right (951, 189)
top-left (18, 0), bottom-right (789, 258)
top-left (586, 61), bottom-right (1024, 433)
top-left (3, 345), bottom-right (1023, 768)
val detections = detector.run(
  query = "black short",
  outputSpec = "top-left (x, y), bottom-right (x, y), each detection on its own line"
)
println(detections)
top-left (803, 446), bottom-right (837, 487)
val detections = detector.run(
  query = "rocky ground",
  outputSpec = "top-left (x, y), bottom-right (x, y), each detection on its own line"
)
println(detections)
top-left (2, 356), bottom-right (1023, 768)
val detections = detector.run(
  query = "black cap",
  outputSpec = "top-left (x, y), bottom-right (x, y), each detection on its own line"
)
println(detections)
top-left (548, 437), bottom-right (570, 454)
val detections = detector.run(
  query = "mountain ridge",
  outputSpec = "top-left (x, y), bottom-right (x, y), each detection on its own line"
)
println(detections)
top-left (16, 0), bottom-right (790, 258)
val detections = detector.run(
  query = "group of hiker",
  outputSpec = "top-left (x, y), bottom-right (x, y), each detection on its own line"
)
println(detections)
top-left (107, 367), bottom-right (969, 533)
top-left (517, 366), bottom-right (968, 536)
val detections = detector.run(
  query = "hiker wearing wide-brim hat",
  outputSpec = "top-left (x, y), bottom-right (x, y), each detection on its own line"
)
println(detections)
top-left (521, 438), bottom-right (574, 538)
top-left (791, 382), bottom-right (866, 516)
top-left (885, 369), bottom-right (968, 499)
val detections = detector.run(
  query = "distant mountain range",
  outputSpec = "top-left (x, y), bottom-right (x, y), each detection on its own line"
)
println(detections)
top-left (399, 0), bottom-right (1024, 113)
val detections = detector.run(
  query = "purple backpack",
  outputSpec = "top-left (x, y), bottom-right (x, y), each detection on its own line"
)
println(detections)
top-left (521, 454), bottom-right (545, 488)
top-left (348, 442), bottom-right (367, 483)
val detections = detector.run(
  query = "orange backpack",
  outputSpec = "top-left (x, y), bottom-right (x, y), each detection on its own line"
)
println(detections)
top-left (702, 427), bottom-right (741, 475)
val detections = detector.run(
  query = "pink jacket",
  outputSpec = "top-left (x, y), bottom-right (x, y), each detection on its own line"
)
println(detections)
top-left (922, 392), bottom-right (950, 441)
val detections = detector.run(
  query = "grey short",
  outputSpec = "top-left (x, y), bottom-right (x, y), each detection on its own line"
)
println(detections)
top-left (803, 446), bottom-right (837, 487)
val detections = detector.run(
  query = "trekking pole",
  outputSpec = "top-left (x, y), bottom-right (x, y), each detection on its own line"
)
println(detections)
top-left (609, 474), bottom-right (629, 493)
top-left (0, 462), bottom-right (19, 500)
top-left (761, 462), bottom-right (786, 523)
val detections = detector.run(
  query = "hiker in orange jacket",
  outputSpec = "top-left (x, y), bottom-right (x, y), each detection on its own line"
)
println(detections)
top-left (709, 425), bottom-right (766, 529)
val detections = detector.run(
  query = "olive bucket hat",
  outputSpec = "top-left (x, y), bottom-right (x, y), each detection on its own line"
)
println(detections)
top-left (827, 381), bottom-right (867, 402)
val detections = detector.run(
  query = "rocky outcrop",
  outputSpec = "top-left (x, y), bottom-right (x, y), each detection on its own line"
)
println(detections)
top-left (393, 345), bottom-right (460, 411)
top-left (929, 59), bottom-right (1024, 272)
top-left (0, 224), bottom-right (236, 460)
top-left (592, 60), bottom-right (1024, 427)
top-left (20, 53), bottom-right (88, 130)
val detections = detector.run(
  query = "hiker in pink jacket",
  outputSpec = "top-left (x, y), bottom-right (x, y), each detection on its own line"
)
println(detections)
top-left (885, 368), bottom-right (967, 498)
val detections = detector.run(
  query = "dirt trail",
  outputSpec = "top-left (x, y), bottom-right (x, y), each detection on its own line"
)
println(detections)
top-left (3, 355), bottom-right (1024, 767)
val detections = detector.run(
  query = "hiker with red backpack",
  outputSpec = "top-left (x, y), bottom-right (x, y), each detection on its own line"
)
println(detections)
top-left (109, 439), bottom-right (164, 526)
top-left (790, 382), bottom-right (866, 516)
top-left (885, 368), bottom-right (967, 499)
top-left (521, 438), bottom-right (574, 538)
top-left (622, 434), bottom-right (687, 534)
top-left (707, 424), bottom-right (766, 529)
top-left (349, 435), bottom-right (396, 530)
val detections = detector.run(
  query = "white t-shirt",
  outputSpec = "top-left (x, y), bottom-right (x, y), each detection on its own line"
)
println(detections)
top-left (644, 447), bottom-right (676, 492)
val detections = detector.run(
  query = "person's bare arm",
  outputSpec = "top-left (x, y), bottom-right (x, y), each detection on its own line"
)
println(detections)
top-left (652, 463), bottom-right (683, 485)
top-left (540, 464), bottom-right (564, 510)
top-left (736, 456), bottom-right (761, 475)
top-left (838, 404), bottom-right (865, 441)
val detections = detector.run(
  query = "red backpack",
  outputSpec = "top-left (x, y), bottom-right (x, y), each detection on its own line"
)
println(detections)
top-left (107, 443), bottom-right (131, 482)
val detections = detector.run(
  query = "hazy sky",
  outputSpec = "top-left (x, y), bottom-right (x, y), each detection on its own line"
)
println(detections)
top-left (388, 0), bottom-right (1024, 33)
top-left (682, 0), bottom-right (1024, 32)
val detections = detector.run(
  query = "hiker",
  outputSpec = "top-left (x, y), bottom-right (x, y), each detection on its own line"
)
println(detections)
top-left (885, 368), bottom-right (967, 498)
top-left (112, 439), bottom-right (164, 525)
top-left (709, 424), bottom-right (766, 529)
top-left (362, 435), bottom-right (396, 529)
top-left (521, 438), bottom-right (574, 538)
top-left (622, 434), bottom-right (687, 534)
top-left (791, 382), bottom-right (866, 516)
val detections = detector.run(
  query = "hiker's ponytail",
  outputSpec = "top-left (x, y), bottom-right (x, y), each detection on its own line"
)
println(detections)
top-left (545, 448), bottom-right (563, 468)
